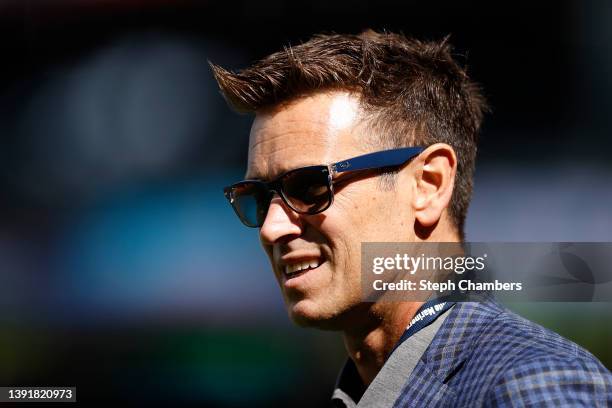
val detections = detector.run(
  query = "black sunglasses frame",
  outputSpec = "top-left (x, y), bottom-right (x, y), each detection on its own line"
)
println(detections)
top-left (224, 146), bottom-right (425, 228)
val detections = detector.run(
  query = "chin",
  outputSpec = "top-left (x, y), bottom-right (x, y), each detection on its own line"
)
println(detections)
top-left (286, 298), bottom-right (349, 331)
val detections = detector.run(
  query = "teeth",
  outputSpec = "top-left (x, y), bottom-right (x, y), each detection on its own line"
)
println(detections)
top-left (284, 260), bottom-right (321, 275)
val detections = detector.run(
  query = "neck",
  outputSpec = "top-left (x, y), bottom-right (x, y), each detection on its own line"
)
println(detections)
top-left (342, 301), bottom-right (423, 387)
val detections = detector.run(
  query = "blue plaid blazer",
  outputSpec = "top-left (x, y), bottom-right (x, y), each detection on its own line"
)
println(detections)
top-left (393, 298), bottom-right (612, 407)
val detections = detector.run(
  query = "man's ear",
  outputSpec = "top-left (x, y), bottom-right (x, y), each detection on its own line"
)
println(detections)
top-left (411, 143), bottom-right (457, 228)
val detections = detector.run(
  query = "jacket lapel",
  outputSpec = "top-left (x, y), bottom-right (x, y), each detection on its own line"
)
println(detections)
top-left (393, 298), bottom-right (505, 407)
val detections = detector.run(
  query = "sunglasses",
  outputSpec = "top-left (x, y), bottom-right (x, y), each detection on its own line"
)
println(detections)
top-left (223, 146), bottom-right (425, 228)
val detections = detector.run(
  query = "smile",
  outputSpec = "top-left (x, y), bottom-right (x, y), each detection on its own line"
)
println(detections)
top-left (284, 259), bottom-right (322, 276)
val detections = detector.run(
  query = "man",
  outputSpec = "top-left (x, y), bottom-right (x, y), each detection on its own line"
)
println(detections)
top-left (213, 31), bottom-right (612, 407)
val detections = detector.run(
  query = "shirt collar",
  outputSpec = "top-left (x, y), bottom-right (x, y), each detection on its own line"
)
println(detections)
top-left (331, 358), bottom-right (364, 408)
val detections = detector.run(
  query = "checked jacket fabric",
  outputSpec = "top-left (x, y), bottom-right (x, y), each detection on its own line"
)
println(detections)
top-left (392, 297), bottom-right (612, 407)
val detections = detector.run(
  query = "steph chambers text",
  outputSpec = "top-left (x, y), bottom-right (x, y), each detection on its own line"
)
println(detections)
top-left (372, 279), bottom-right (523, 292)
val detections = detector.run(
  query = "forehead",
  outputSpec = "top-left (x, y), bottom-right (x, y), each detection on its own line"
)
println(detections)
top-left (246, 92), bottom-right (365, 180)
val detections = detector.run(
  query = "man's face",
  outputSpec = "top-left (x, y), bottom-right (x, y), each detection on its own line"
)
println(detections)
top-left (247, 91), bottom-right (417, 328)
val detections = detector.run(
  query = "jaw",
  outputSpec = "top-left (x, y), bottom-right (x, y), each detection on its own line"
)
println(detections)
top-left (285, 293), bottom-right (373, 332)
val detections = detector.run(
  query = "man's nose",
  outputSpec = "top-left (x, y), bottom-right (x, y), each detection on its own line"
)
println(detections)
top-left (260, 195), bottom-right (303, 245)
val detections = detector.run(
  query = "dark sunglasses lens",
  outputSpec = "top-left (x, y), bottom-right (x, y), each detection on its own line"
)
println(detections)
top-left (281, 167), bottom-right (331, 213)
top-left (230, 183), bottom-right (271, 227)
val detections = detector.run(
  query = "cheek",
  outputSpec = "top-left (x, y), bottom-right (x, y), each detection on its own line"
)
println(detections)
top-left (347, 191), bottom-right (412, 244)
top-left (311, 184), bottom-right (409, 264)
top-left (334, 186), bottom-right (395, 228)
top-left (306, 206), bottom-right (355, 268)
top-left (313, 203), bottom-right (370, 275)
top-left (330, 190), bottom-right (375, 228)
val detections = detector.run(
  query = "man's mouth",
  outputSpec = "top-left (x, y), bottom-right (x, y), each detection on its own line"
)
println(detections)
top-left (279, 253), bottom-right (328, 284)
top-left (284, 259), bottom-right (323, 277)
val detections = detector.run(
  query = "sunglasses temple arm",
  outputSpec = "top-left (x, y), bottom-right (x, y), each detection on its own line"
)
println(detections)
top-left (331, 146), bottom-right (425, 174)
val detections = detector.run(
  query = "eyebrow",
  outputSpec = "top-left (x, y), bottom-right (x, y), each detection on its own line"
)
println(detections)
top-left (244, 168), bottom-right (276, 181)
top-left (245, 163), bottom-right (318, 182)
top-left (244, 168), bottom-right (267, 181)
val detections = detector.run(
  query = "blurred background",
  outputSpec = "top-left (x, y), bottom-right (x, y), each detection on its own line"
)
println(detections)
top-left (0, 0), bottom-right (611, 406)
